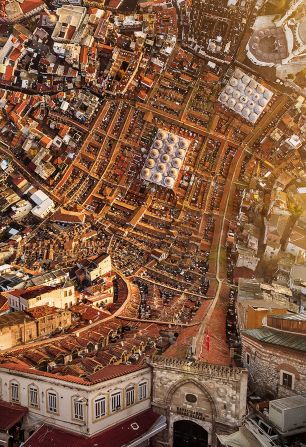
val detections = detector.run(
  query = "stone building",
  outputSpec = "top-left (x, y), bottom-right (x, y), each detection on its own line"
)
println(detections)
top-left (149, 356), bottom-right (248, 447)
top-left (241, 313), bottom-right (306, 399)
top-left (7, 283), bottom-right (77, 311)
top-left (0, 306), bottom-right (71, 350)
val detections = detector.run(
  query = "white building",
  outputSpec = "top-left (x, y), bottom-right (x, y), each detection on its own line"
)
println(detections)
top-left (140, 129), bottom-right (190, 189)
top-left (236, 245), bottom-right (259, 271)
top-left (10, 200), bottom-right (32, 220)
top-left (30, 190), bottom-right (55, 219)
top-left (7, 284), bottom-right (77, 311)
top-left (0, 363), bottom-right (161, 445)
top-left (218, 69), bottom-right (273, 123)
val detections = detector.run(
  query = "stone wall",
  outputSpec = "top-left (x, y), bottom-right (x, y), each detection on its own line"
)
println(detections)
top-left (241, 334), bottom-right (306, 398)
top-left (149, 356), bottom-right (248, 447)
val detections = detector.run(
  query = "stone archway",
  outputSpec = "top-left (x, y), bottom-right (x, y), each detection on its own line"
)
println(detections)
top-left (173, 419), bottom-right (208, 447)
top-left (165, 378), bottom-right (217, 446)
top-left (165, 378), bottom-right (217, 420)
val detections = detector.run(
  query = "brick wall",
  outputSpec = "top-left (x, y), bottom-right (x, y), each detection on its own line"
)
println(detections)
top-left (241, 334), bottom-right (306, 398)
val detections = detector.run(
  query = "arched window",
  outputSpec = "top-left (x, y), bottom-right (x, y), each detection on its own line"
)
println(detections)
top-left (94, 395), bottom-right (106, 420)
top-left (126, 386), bottom-right (135, 406)
top-left (111, 391), bottom-right (122, 412)
top-left (87, 342), bottom-right (95, 353)
top-left (138, 382), bottom-right (147, 401)
top-left (47, 389), bottom-right (58, 414)
top-left (73, 396), bottom-right (86, 421)
top-left (28, 384), bottom-right (39, 408)
top-left (10, 381), bottom-right (20, 403)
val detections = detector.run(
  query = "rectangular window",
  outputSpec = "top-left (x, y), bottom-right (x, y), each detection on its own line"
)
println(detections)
top-left (29, 386), bottom-right (39, 407)
top-left (95, 397), bottom-right (106, 419)
top-left (11, 383), bottom-right (19, 402)
top-left (111, 392), bottom-right (121, 412)
top-left (126, 387), bottom-right (135, 406)
top-left (47, 392), bottom-right (57, 413)
top-left (138, 382), bottom-right (147, 401)
top-left (246, 353), bottom-right (250, 365)
top-left (74, 399), bottom-right (85, 420)
top-left (282, 372), bottom-right (293, 389)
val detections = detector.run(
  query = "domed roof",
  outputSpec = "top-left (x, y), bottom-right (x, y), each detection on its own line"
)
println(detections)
top-left (263, 89), bottom-right (272, 100)
top-left (146, 158), bottom-right (155, 168)
top-left (240, 95), bottom-right (248, 104)
top-left (164, 143), bottom-right (175, 154)
top-left (258, 97), bottom-right (268, 107)
top-left (247, 100), bottom-right (255, 108)
top-left (237, 81), bottom-right (246, 93)
top-left (142, 168), bottom-right (151, 179)
top-left (157, 163), bottom-right (167, 173)
top-left (245, 86), bottom-right (253, 96)
top-left (157, 129), bottom-right (167, 139)
top-left (176, 148), bottom-right (186, 159)
top-left (234, 69), bottom-right (244, 79)
top-left (228, 98), bottom-right (236, 108)
top-left (150, 148), bottom-right (160, 158)
top-left (254, 105), bottom-right (262, 115)
top-left (249, 79), bottom-right (257, 89)
top-left (168, 134), bottom-right (179, 144)
top-left (178, 138), bottom-right (188, 149)
top-left (164, 177), bottom-right (175, 188)
top-left (235, 103), bottom-right (243, 113)
top-left (242, 107), bottom-right (251, 117)
top-left (168, 167), bottom-right (178, 178)
top-left (256, 85), bottom-right (265, 94)
top-left (249, 112), bottom-right (258, 122)
top-left (230, 77), bottom-right (238, 87)
top-left (172, 158), bottom-right (182, 169)
top-left (233, 90), bottom-right (241, 100)
top-left (225, 85), bottom-right (234, 95)
top-left (242, 74), bottom-right (251, 85)
top-left (252, 92), bottom-right (260, 102)
top-left (154, 139), bottom-right (163, 149)
top-left (153, 172), bottom-right (162, 182)
top-left (161, 153), bottom-right (170, 163)
top-left (220, 93), bottom-right (229, 103)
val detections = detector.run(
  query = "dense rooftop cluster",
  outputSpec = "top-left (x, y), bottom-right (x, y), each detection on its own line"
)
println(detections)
top-left (0, 0), bottom-right (305, 446)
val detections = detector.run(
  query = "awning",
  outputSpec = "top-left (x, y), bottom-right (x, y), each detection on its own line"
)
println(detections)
top-left (24, 409), bottom-right (166, 447)
top-left (217, 427), bottom-right (262, 447)
top-left (0, 400), bottom-right (28, 431)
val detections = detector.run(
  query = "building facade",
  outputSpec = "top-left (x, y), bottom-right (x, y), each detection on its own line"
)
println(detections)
top-left (7, 284), bottom-right (77, 311)
top-left (0, 364), bottom-right (152, 441)
top-left (149, 356), bottom-right (248, 447)
top-left (241, 322), bottom-right (306, 399)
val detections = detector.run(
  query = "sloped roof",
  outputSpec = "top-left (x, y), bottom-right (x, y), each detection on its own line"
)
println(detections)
top-left (242, 327), bottom-right (306, 352)
top-left (24, 409), bottom-right (161, 447)
top-left (0, 400), bottom-right (28, 431)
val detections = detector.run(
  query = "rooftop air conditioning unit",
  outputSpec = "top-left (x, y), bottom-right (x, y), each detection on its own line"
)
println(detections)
top-left (269, 396), bottom-right (306, 433)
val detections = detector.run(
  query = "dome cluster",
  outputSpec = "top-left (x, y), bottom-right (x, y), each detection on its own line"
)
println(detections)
top-left (218, 69), bottom-right (273, 124)
top-left (140, 129), bottom-right (190, 189)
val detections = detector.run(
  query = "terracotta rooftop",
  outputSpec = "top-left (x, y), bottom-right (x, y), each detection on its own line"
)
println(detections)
top-left (25, 305), bottom-right (62, 319)
top-left (0, 399), bottom-right (28, 431)
top-left (24, 409), bottom-right (160, 447)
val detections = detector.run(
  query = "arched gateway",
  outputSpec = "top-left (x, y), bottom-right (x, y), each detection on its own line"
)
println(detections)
top-left (149, 356), bottom-right (248, 447)
top-left (173, 420), bottom-right (208, 447)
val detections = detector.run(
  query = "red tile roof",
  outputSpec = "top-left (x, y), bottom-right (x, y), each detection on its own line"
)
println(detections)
top-left (0, 295), bottom-right (9, 313)
top-left (25, 305), bottom-right (60, 319)
top-left (88, 363), bottom-right (148, 383)
top-left (0, 361), bottom-right (148, 386)
top-left (0, 400), bottom-right (28, 431)
top-left (24, 409), bottom-right (159, 447)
